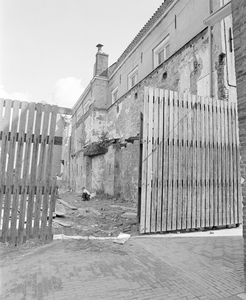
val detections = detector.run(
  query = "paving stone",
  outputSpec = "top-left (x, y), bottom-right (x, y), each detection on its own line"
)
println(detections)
top-left (0, 236), bottom-right (244, 300)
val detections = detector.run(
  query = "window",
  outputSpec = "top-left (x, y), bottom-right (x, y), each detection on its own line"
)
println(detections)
top-left (153, 35), bottom-right (170, 68)
top-left (83, 100), bottom-right (90, 114)
top-left (112, 86), bottom-right (118, 104)
top-left (127, 67), bottom-right (138, 90)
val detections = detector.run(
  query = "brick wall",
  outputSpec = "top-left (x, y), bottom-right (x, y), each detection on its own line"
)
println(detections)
top-left (231, 0), bottom-right (246, 291)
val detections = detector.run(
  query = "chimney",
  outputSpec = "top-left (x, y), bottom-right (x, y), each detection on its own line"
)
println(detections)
top-left (94, 44), bottom-right (109, 77)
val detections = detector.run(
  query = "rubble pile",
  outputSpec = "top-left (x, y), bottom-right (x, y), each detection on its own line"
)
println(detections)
top-left (52, 190), bottom-right (138, 237)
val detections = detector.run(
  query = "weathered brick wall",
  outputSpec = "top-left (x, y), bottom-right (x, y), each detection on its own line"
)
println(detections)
top-left (231, 0), bottom-right (246, 291)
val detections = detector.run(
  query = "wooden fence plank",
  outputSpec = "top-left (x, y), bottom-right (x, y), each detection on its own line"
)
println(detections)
top-left (177, 93), bottom-right (183, 230)
top-left (186, 93), bottom-right (192, 229)
top-left (204, 97), bottom-right (210, 227)
top-left (0, 99), bottom-right (8, 229)
top-left (221, 101), bottom-right (226, 225)
top-left (208, 97), bottom-right (214, 227)
top-left (224, 101), bottom-right (230, 225)
top-left (10, 102), bottom-right (28, 244)
top-left (0, 100), bottom-right (12, 240)
top-left (2, 100), bottom-right (20, 242)
top-left (162, 90), bottom-right (169, 232)
top-left (191, 95), bottom-right (197, 228)
top-left (26, 103), bottom-right (43, 238)
top-left (33, 105), bottom-right (51, 237)
top-left (231, 102), bottom-right (237, 224)
top-left (140, 87), bottom-right (149, 233)
top-left (213, 99), bottom-right (218, 226)
top-left (151, 89), bottom-right (159, 232)
top-left (182, 92), bottom-right (188, 230)
top-left (200, 96), bottom-right (205, 228)
top-left (145, 88), bottom-right (154, 233)
top-left (167, 90), bottom-right (174, 231)
top-left (172, 92), bottom-right (178, 231)
top-left (40, 105), bottom-right (58, 240)
top-left (196, 97), bottom-right (201, 228)
top-left (217, 100), bottom-right (222, 226)
top-left (18, 103), bottom-right (36, 244)
top-left (235, 104), bottom-right (242, 223)
top-left (47, 178), bottom-right (57, 240)
top-left (227, 101), bottom-right (233, 225)
top-left (157, 89), bottom-right (164, 232)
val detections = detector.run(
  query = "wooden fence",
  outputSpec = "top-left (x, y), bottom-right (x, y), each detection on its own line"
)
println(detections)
top-left (140, 87), bottom-right (242, 233)
top-left (0, 99), bottom-right (59, 245)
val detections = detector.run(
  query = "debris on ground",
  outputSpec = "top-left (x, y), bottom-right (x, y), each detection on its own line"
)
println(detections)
top-left (53, 219), bottom-right (72, 227)
top-left (113, 232), bottom-right (131, 245)
top-left (55, 203), bottom-right (66, 216)
top-left (57, 199), bottom-right (78, 210)
top-left (52, 191), bottom-right (138, 238)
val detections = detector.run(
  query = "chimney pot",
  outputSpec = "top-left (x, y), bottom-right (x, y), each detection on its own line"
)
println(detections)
top-left (96, 44), bottom-right (104, 52)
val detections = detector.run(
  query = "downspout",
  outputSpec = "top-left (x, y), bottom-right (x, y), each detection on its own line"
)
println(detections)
top-left (208, 0), bottom-right (213, 97)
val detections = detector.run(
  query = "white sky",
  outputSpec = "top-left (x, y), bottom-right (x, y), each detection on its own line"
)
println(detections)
top-left (0, 0), bottom-right (164, 108)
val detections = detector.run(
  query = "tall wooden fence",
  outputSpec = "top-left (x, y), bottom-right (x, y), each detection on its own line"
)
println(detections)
top-left (0, 99), bottom-right (59, 244)
top-left (140, 87), bottom-right (242, 233)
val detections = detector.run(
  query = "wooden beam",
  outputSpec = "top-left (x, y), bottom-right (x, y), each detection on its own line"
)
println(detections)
top-left (0, 132), bottom-right (63, 145)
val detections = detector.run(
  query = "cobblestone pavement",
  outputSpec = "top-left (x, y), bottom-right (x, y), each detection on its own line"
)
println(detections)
top-left (0, 235), bottom-right (245, 300)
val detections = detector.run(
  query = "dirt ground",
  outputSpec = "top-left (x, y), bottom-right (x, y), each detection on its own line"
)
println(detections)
top-left (52, 189), bottom-right (139, 238)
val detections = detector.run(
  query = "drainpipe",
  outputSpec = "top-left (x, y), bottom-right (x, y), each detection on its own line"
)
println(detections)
top-left (208, 0), bottom-right (213, 97)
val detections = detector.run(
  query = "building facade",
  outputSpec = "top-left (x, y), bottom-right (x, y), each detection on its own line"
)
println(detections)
top-left (63, 0), bottom-right (237, 202)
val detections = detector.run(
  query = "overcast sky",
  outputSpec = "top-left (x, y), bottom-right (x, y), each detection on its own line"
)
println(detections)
top-left (0, 0), bottom-right (164, 108)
